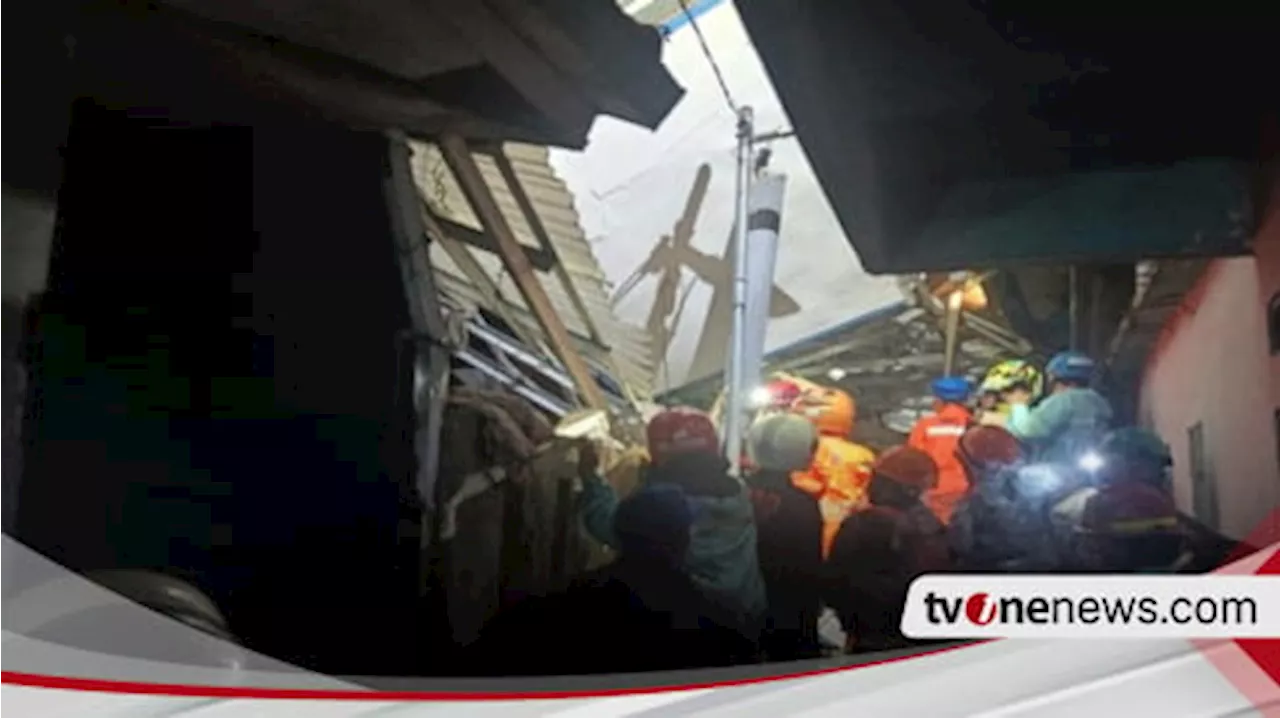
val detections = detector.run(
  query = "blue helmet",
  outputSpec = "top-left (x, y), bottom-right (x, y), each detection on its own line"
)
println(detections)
top-left (931, 376), bottom-right (974, 403)
top-left (1046, 351), bottom-right (1097, 384)
top-left (1099, 427), bottom-right (1172, 467)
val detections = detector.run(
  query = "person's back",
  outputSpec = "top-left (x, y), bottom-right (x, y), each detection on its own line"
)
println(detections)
top-left (864, 446), bottom-right (950, 571)
top-left (1019, 387), bottom-right (1112, 464)
top-left (473, 485), bottom-right (753, 675)
top-left (643, 451), bottom-right (767, 627)
top-left (824, 446), bottom-right (952, 652)
top-left (1075, 482), bottom-right (1192, 574)
top-left (1006, 352), bottom-right (1112, 464)
top-left (909, 377), bottom-right (975, 525)
top-left (824, 507), bottom-right (915, 653)
top-left (951, 468), bottom-right (1048, 571)
top-left (469, 556), bottom-right (751, 675)
top-left (746, 414), bottom-right (824, 661)
top-left (787, 387), bottom-right (876, 557)
top-left (1004, 462), bottom-right (1096, 571)
top-left (950, 475), bottom-right (1013, 571)
top-left (947, 425), bottom-right (1035, 572)
top-left (579, 408), bottom-right (768, 628)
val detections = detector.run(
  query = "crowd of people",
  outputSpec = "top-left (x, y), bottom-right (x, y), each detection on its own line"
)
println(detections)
top-left (463, 351), bottom-right (1245, 675)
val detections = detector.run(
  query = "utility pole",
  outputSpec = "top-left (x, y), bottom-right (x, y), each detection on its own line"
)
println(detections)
top-left (723, 105), bottom-right (754, 476)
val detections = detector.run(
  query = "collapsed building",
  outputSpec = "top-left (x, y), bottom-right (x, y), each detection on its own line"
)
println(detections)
top-left (4, 0), bottom-right (683, 676)
top-left (3, 0), bottom-right (1275, 679)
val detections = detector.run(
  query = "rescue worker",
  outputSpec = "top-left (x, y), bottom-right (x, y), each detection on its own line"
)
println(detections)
top-left (1003, 457), bottom-right (1102, 571)
top-left (1095, 427), bottom-right (1248, 572)
top-left (865, 446), bottom-right (950, 574)
top-left (472, 485), bottom-right (756, 675)
top-left (948, 426), bottom-right (1035, 571)
top-left (758, 375), bottom-right (805, 416)
top-left (578, 407), bottom-right (768, 629)
top-left (976, 359), bottom-right (1044, 426)
top-left (1074, 482), bottom-right (1193, 573)
top-left (745, 413), bottom-right (824, 661)
top-left (1096, 427), bottom-right (1173, 492)
top-left (1005, 350), bottom-right (1113, 465)
top-left (826, 447), bottom-right (948, 653)
top-left (909, 376), bottom-right (976, 524)
top-left (824, 506), bottom-right (914, 653)
top-left (737, 376), bottom-right (806, 473)
top-left (788, 386), bottom-right (878, 558)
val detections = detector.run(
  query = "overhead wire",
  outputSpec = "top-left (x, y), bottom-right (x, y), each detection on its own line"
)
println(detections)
top-left (677, 0), bottom-right (738, 115)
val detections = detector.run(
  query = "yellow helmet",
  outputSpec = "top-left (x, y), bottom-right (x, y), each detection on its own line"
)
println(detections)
top-left (980, 359), bottom-right (1044, 399)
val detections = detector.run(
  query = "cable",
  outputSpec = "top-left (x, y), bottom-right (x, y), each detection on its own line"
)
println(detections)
top-left (678, 0), bottom-right (738, 114)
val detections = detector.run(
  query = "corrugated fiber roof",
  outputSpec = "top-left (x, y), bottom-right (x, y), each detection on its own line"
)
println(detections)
top-left (409, 141), bottom-right (659, 398)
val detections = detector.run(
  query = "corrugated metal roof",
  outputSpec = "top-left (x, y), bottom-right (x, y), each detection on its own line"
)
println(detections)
top-left (409, 141), bottom-right (659, 397)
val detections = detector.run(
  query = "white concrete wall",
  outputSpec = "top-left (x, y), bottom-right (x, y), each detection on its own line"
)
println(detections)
top-left (550, 1), bottom-right (901, 391)
top-left (1140, 258), bottom-right (1280, 540)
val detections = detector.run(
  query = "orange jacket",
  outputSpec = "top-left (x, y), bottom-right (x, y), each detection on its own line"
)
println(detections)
top-left (908, 403), bottom-right (973, 525)
top-left (792, 435), bottom-right (877, 558)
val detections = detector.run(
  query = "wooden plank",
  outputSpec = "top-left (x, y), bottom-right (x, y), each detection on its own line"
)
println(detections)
top-left (490, 146), bottom-right (604, 346)
top-left (418, 198), bottom-right (544, 352)
top-left (439, 134), bottom-right (609, 411)
top-left (434, 215), bottom-right (557, 272)
top-left (487, 145), bottom-right (647, 409)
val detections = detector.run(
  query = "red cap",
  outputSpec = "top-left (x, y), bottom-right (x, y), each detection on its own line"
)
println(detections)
top-left (958, 426), bottom-right (1023, 469)
top-left (873, 446), bottom-right (939, 492)
top-left (646, 407), bottom-right (721, 465)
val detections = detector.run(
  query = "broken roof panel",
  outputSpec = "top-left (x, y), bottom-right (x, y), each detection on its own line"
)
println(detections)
top-left (148, 0), bottom-right (683, 147)
top-left (410, 141), bottom-right (659, 398)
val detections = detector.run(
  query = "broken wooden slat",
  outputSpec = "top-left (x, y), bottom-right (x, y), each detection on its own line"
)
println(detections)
top-left (440, 134), bottom-right (610, 411)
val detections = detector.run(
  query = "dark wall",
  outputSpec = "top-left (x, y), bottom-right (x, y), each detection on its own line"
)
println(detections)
top-left (17, 99), bottom-right (423, 675)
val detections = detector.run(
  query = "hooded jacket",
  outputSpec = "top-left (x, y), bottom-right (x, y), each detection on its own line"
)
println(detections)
top-left (1007, 387), bottom-right (1113, 465)
top-left (746, 415), bottom-right (824, 660)
top-left (580, 453), bottom-right (768, 625)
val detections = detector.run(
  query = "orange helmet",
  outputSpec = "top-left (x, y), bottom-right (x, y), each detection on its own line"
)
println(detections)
top-left (873, 446), bottom-right (939, 492)
top-left (791, 386), bottom-right (856, 438)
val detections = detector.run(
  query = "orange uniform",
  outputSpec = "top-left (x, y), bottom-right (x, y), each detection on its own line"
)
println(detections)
top-left (908, 403), bottom-right (973, 525)
top-left (788, 387), bottom-right (877, 557)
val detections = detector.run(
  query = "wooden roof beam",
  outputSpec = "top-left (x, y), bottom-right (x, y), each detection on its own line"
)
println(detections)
top-left (440, 134), bottom-right (610, 411)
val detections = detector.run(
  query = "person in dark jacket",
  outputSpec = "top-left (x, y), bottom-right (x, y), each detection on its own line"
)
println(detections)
top-left (821, 448), bottom-right (950, 654)
top-left (824, 506), bottom-right (915, 653)
top-left (580, 407), bottom-right (768, 629)
top-left (469, 484), bottom-right (755, 675)
top-left (948, 426), bottom-right (1035, 572)
top-left (1075, 482), bottom-right (1193, 573)
top-left (745, 413), bottom-right (824, 662)
top-left (864, 446), bottom-right (950, 576)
